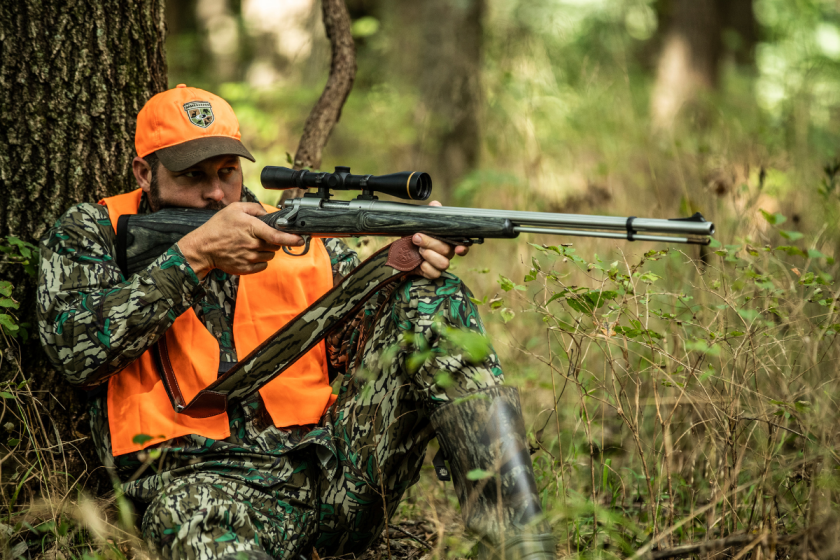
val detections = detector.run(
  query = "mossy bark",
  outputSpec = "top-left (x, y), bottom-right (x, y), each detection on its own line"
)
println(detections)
top-left (0, 0), bottom-right (167, 492)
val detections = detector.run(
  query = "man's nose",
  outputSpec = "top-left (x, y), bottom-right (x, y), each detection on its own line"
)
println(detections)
top-left (204, 177), bottom-right (225, 201)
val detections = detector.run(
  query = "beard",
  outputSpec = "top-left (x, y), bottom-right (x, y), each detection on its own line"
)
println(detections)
top-left (149, 179), bottom-right (227, 212)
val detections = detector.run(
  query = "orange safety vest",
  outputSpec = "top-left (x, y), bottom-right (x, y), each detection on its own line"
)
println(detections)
top-left (99, 190), bottom-right (336, 456)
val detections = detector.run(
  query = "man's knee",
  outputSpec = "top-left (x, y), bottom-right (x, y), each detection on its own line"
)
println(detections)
top-left (390, 272), bottom-right (486, 333)
top-left (142, 479), bottom-right (268, 560)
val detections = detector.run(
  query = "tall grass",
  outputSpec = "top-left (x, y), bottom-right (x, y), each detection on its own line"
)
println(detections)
top-left (0, 241), bottom-right (145, 560)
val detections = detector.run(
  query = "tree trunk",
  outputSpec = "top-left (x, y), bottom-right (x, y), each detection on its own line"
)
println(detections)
top-left (720, 0), bottom-right (756, 67)
top-left (0, 0), bottom-right (167, 492)
top-left (384, 0), bottom-right (484, 201)
top-left (293, 0), bottom-right (356, 172)
top-left (650, 0), bottom-right (721, 129)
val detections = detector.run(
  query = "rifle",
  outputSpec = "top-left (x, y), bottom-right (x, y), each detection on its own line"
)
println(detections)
top-left (118, 167), bottom-right (715, 418)
top-left (115, 166), bottom-right (714, 276)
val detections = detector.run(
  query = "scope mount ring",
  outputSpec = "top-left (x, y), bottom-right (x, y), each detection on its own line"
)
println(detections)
top-left (283, 235), bottom-right (312, 257)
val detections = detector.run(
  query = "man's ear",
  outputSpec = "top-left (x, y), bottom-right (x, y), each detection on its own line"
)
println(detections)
top-left (132, 156), bottom-right (153, 193)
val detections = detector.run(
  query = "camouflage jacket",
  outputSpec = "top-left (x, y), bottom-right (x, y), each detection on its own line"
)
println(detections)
top-left (37, 188), bottom-right (360, 491)
top-left (37, 187), bottom-right (359, 387)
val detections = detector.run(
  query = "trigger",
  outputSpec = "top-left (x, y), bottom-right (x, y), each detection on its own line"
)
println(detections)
top-left (283, 235), bottom-right (312, 256)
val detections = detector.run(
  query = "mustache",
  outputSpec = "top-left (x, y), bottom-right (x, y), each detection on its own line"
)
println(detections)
top-left (205, 200), bottom-right (226, 211)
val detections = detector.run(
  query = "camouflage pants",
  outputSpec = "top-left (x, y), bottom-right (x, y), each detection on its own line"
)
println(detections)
top-left (139, 273), bottom-right (505, 559)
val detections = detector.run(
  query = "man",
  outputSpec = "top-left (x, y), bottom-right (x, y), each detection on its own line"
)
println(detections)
top-left (37, 85), bottom-right (554, 560)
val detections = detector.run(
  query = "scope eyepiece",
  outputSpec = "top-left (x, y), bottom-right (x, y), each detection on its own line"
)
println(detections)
top-left (260, 166), bottom-right (432, 201)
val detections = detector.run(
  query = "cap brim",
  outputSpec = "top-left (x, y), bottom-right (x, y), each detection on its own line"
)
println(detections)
top-left (156, 137), bottom-right (256, 172)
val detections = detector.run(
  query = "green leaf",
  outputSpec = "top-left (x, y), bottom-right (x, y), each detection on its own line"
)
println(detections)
top-left (0, 392), bottom-right (15, 400)
top-left (434, 372), bottom-right (454, 389)
top-left (546, 292), bottom-right (567, 305)
top-left (760, 209), bottom-right (787, 226)
top-left (779, 230), bottom-right (804, 241)
top-left (497, 275), bottom-right (525, 292)
top-left (738, 308), bottom-right (761, 322)
top-left (0, 281), bottom-right (12, 297)
top-left (466, 468), bottom-right (495, 481)
top-left (774, 246), bottom-right (807, 257)
top-left (808, 249), bottom-right (827, 259)
top-left (698, 366), bottom-right (716, 383)
top-left (444, 329), bottom-right (490, 362)
top-left (0, 297), bottom-right (19, 309)
top-left (7, 438), bottom-right (19, 446)
top-left (500, 308), bottom-right (515, 323)
top-left (132, 434), bottom-right (154, 445)
top-left (351, 16), bottom-right (380, 38)
top-left (0, 314), bottom-right (18, 333)
top-left (639, 272), bottom-right (661, 284)
top-left (685, 340), bottom-right (721, 357)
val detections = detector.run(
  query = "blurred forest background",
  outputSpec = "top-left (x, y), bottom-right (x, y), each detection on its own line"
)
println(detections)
top-left (6, 0), bottom-right (840, 558)
top-left (157, 0), bottom-right (840, 557)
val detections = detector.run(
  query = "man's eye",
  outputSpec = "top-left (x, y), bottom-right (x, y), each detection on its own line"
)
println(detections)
top-left (182, 171), bottom-right (202, 179)
top-left (220, 167), bottom-right (237, 175)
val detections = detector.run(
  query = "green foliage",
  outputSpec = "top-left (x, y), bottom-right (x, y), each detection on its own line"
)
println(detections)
top-left (477, 231), bottom-right (840, 553)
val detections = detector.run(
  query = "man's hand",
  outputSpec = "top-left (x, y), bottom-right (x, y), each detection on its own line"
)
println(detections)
top-left (412, 201), bottom-right (470, 280)
top-left (178, 202), bottom-right (304, 279)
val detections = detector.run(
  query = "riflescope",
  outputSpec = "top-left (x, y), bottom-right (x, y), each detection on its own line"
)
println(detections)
top-left (260, 166), bottom-right (432, 201)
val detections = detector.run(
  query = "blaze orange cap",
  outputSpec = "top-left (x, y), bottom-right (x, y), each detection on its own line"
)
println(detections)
top-left (135, 84), bottom-right (255, 172)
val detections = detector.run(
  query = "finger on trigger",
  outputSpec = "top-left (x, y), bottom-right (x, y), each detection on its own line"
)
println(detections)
top-left (253, 220), bottom-right (299, 246)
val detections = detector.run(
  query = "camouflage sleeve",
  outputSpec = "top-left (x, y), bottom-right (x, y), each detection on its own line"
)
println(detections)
top-left (322, 238), bottom-right (361, 286)
top-left (37, 203), bottom-right (206, 386)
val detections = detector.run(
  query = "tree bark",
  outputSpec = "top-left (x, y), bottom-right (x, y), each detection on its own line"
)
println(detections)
top-left (419, 0), bottom-right (483, 201)
top-left (383, 0), bottom-right (484, 201)
top-left (650, 0), bottom-right (721, 129)
top-left (650, 0), bottom-right (755, 129)
top-left (720, 0), bottom-right (756, 66)
top-left (0, 0), bottom-right (167, 491)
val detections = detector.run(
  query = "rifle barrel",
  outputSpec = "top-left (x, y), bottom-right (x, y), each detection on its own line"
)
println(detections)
top-left (292, 198), bottom-right (715, 239)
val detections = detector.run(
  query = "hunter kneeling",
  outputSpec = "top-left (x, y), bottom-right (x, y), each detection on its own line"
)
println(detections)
top-left (36, 85), bottom-right (554, 560)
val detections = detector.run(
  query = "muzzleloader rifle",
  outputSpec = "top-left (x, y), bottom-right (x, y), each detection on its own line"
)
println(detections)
top-left (116, 165), bottom-right (714, 276)
top-left (118, 166), bottom-right (715, 418)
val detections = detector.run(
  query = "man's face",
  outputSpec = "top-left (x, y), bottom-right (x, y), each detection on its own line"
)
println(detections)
top-left (133, 154), bottom-right (243, 211)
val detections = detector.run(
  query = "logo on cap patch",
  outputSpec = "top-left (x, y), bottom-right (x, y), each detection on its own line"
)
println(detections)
top-left (183, 101), bottom-right (214, 128)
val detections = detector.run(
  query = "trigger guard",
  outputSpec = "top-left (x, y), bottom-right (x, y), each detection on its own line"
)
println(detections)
top-left (283, 235), bottom-right (312, 256)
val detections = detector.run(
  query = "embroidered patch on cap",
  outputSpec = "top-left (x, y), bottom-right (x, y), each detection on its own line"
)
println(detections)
top-left (183, 101), bottom-right (214, 128)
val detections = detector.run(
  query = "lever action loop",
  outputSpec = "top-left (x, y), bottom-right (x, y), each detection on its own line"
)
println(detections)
top-left (626, 216), bottom-right (637, 242)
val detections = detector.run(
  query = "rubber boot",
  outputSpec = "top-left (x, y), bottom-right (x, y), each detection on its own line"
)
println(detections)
top-left (430, 386), bottom-right (555, 560)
